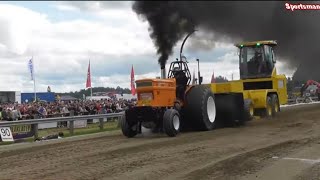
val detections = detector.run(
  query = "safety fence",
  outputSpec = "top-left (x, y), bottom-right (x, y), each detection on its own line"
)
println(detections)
top-left (0, 112), bottom-right (124, 142)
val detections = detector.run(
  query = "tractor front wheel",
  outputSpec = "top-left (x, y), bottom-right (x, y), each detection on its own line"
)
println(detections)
top-left (163, 109), bottom-right (180, 137)
top-left (242, 99), bottom-right (254, 123)
top-left (120, 113), bottom-right (138, 138)
top-left (262, 96), bottom-right (273, 119)
top-left (270, 94), bottom-right (280, 116)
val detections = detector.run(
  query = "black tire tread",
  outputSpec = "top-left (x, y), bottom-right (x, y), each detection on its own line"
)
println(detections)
top-left (163, 109), bottom-right (180, 137)
top-left (243, 99), bottom-right (254, 122)
top-left (120, 113), bottom-right (138, 138)
top-left (270, 94), bottom-right (279, 117)
top-left (262, 96), bottom-right (273, 119)
top-left (185, 85), bottom-right (216, 131)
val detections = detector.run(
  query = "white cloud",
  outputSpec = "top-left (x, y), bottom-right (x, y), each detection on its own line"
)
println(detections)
top-left (96, 72), bottom-right (159, 89)
top-left (0, 2), bottom-right (155, 93)
top-left (53, 4), bottom-right (79, 12)
top-left (184, 52), bottom-right (239, 82)
top-left (54, 1), bottom-right (132, 12)
top-left (0, 2), bottom-right (297, 95)
top-left (0, 4), bottom-right (47, 54)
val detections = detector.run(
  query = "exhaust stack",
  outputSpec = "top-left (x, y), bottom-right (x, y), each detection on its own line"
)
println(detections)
top-left (161, 68), bottom-right (166, 79)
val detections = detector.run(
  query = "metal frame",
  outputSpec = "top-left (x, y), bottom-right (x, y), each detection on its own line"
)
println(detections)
top-left (167, 60), bottom-right (192, 85)
top-left (0, 113), bottom-right (124, 127)
top-left (166, 29), bottom-right (196, 85)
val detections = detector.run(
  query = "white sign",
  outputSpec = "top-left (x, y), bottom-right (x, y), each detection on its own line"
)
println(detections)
top-left (0, 127), bottom-right (14, 142)
top-left (74, 120), bottom-right (87, 128)
top-left (38, 122), bottom-right (58, 129)
top-left (68, 120), bottom-right (87, 129)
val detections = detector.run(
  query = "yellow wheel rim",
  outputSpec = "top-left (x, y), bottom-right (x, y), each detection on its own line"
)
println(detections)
top-left (249, 105), bottom-right (254, 116)
top-left (275, 104), bottom-right (279, 113)
top-left (268, 105), bottom-right (272, 116)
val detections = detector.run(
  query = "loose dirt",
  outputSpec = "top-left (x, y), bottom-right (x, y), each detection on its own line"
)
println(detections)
top-left (0, 104), bottom-right (320, 180)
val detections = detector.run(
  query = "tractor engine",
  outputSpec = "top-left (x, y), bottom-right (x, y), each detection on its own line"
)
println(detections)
top-left (135, 78), bottom-right (176, 107)
top-left (133, 78), bottom-right (176, 130)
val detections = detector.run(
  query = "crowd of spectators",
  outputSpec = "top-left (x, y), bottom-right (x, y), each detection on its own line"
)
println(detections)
top-left (0, 98), bottom-right (137, 121)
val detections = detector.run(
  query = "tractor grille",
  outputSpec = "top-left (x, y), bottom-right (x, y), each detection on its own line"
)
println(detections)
top-left (136, 81), bottom-right (152, 87)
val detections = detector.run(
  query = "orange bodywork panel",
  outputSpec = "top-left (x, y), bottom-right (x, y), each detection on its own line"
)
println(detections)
top-left (136, 78), bottom-right (176, 107)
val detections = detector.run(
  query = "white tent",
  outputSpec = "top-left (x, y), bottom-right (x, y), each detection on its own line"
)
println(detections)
top-left (115, 94), bottom-right (137, 100)
top-left (86, 96), bottom-right (111, 100)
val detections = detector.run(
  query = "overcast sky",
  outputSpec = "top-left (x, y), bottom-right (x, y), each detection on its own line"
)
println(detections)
top-left (0, 1), bottom-right (295, 93)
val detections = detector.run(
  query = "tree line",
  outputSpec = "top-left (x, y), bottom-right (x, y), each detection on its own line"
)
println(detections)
top-left (56, 76), bottom-right (311, 99)
top-left (56, 86), bottom-right (131, 99)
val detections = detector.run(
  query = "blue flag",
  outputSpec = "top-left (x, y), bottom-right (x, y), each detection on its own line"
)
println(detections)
top-left (28, 58), bottom-right (34, 80)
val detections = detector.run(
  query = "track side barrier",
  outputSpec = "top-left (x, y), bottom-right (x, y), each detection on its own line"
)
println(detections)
top-left (0, 112), bottom-right (124, 142)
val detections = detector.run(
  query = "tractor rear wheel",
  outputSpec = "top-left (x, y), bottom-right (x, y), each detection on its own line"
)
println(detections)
top-left (120, 113), bottom-right (138, 138)
top-left (163, 109), bottom-right (180, 137)
top-left (185, 85), bottom-right (217, 131)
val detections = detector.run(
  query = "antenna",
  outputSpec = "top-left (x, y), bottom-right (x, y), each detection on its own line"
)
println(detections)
top-left (197, 59), bottom-right (202, 85)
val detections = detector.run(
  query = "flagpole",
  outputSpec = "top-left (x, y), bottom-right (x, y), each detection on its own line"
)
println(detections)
top-left (33, 55), bottom-right (37, 102)
top-left (90, 59), bottom-right (92, 98)
top-left (86, 59), bottom-right (93, 99)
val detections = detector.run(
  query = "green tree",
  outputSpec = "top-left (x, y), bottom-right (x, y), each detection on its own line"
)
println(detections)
top-left (215, 76), bottom-right (228, 83)
top-left (56, 87), bottom-right (131, 99)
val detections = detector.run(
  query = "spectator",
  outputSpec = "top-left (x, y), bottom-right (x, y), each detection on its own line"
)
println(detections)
top-left (12, 106), bottom-right (22, 121)
top-left (0, 98), bottom-right (137, 120)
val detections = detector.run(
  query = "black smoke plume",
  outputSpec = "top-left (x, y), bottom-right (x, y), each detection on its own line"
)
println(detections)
top-left (132, 1), bottom-right (195, 69)
top-left (132, 1), bottom-right (320, 80)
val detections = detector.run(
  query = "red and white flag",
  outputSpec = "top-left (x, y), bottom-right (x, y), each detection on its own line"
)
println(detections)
top-left (86, 60), bottom-right (91, 88)
top-left (131, 65), bottom-right (136, 95)
top-left (211, 69), bottom-right (215, 83)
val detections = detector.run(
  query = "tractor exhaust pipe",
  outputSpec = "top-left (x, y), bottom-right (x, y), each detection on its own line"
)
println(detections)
top-left (161, 67), bottom-right (166, 79)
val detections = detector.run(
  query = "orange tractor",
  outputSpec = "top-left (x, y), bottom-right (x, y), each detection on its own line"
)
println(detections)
top-left (120, 31), bottom-right (249, 137)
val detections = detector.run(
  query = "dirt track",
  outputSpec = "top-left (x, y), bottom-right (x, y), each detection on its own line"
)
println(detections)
top-left (1, 104), bottom-right (320, 180)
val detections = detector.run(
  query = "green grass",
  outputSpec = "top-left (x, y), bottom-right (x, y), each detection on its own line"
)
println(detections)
top-left (0, 121), bottom-right (120, 145)
top-left (38, 121), bottom-right (119, 137)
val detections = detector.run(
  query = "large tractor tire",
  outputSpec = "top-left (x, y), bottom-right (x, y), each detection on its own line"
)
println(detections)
top-left (185, 85), bottom-right (217, 131)
top-left (163, 109), bottom-right (181, 137)
top-left (270, 94), bottom-right (280, 116)
top-left (120, 113), bottom-right (138, 138)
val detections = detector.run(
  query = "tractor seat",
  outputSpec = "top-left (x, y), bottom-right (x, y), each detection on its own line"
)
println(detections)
top-left (174, 70), bottom-right (188, 86)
